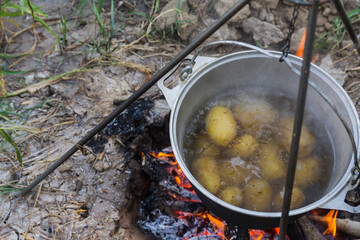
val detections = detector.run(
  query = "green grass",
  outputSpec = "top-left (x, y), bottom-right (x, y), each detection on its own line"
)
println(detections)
top-left (58, 11), bottom-right (68, 53)
top-left (315, 5), bottom-right (360, 51)
top-left (129, 0), bottom-right (192, 42)
top-left (0, 184), bottom-right (26, 194)
top-left (86, 0), bottom-right (119, 56)
top-left (0, 98), bottom-right (52, 165)
top-left (0, 0), bottom-right (60, 52)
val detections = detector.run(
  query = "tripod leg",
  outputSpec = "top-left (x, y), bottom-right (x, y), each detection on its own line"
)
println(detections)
top-left (332, 0), bottom-right (360, 55)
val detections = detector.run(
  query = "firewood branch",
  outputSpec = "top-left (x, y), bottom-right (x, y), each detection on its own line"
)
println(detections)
top-left (309, 215), bottom-right (360, 237)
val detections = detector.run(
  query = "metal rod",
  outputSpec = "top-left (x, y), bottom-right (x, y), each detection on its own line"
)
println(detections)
top-left (17, 0), bottom-right (251, 197)
top-left (278, 0), bottom-right (319, 239)
top-left (332, 0), bottom-right (360, 55)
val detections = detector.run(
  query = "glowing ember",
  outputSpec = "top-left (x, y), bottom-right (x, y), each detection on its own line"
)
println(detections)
top-left (144, 150), bottom-right (228, 239)
top-left (143, 150), bottom-right (290, 240)
top-left (249, 229), bottom-right (264, 240)
top-left (249, 228), bottom-right (289, 240)
top-left (321, 209), bottom-right (338, 237)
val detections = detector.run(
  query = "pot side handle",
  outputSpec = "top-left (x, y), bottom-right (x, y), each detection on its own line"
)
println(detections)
top-left (319, 180), bottom-right (360, 213)
top-left (157, 77), bottom-right (181, 111)
top-left (158, 55), bottom-right (217, 110)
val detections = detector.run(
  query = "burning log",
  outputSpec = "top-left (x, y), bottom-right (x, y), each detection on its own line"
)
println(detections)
top-left (309, 213), bottom-right (360, 237)
top-left (297, 216), bottom-right (327, 240)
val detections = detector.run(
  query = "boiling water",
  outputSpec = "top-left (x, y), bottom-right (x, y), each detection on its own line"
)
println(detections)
top-left (183, 88), bottom-right (333, 212)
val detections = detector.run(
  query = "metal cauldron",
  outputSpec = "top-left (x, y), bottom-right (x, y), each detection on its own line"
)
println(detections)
top-left (158, 41), bottom-right (360, 229)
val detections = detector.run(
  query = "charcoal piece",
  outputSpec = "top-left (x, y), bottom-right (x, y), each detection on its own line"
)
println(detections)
top-left (147, 113), bottom-right (170, 150)
top-left (170, 200), bottom-right (204, 213)
top-left (128, 134), bottom-right (153, 154)
top-left (104, 99), bottom-right (154, 136)
top-left (85, 135), bottom-right (108, 153)
top-left (128, 168), bottom-right (151, 198)
top-left (345, 183), bottom-right (360, 207)
top-left (287, 220), bottom-right (306, 240)
top-left (225, 224), bottom-right (249, 240)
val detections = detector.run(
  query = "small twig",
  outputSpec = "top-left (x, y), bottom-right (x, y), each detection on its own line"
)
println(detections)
top-left (0, 153), bottom-right (18, 168)
top-left (5, 68), bottom-right (85, 97)
top-left (334, 42), bottom-right (353, 54)
top-left (333, 49), bottom-right (357, 64)
top-left (8, 22), bottom-right (58, 44)
top-left (346, 66), bottom-right (360, 71)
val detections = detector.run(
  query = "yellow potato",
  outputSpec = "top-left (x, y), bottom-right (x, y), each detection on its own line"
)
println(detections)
top-left (195, 134), bottom-right (220, 157)
top-left (232, 98), bottom-right (277, 129)
top-left (205, 106), bottom-right (237, 146)
top-left (294, 156), bottom-right (321, 188)
top-left (258, 144), bottom-right (285, 181)
top-left (244, 179), bottom-right (272, 212)
top-left (219, 160), bottom-right (247, 187)
top-left (278, 116), bottom-right (315, 158)
top-left (191, 156), bottom-right (221, 194)
top-left (217, 186), bottom-right (243, 206)
top-left (272, 187), bottom-right (306, 211)
top-left (230, 134), bottom-right (259, 158)
top-left (246, 125), bottom-right (276, 143)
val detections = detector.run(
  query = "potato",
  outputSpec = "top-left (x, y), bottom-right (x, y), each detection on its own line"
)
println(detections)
top-left (232, 98), bottom-right (277, 129)
top-left (217, 186), bottom-right (243, 206)
top-left (195, 134), bottom-right (220, 157)
top-left (278, 116), bottom-right (315, 158)
top-left (205, 106), bottom-right (237, 146)
top-left (191, 156), bottom-right (221, 194)
top-left (230, 134), bottom-right (259, 158)
top-left (244, 179), bottom-right (272, 211)
top-left (294, 156), bottom-right (321, 188)
top-left (258, 144), bottom-right (285, 181)
top-left (219, 160), bottom-right (247, 187)
top-left (272, 187), bottom-right (306, 211)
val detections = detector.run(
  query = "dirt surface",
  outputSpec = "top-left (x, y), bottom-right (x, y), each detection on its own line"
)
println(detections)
top-left (1, 0), bottom-right (360, 239)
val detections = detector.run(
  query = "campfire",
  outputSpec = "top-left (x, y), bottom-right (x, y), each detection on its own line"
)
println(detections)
top-left (90, 98), bottom-right (360, 240)
top-left (137, 148), bottom-right (360, 240)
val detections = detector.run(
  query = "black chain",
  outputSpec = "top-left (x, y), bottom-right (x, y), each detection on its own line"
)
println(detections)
top-left (280, 5), bottom-right (300, 62)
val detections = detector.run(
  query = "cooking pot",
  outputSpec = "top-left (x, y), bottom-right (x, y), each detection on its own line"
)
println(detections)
top-left (158, 41), bottom-right (360, 229)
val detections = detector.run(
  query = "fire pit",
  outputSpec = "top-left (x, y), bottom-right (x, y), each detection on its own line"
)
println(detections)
top-left (131, 147), bottom-right (360, 239)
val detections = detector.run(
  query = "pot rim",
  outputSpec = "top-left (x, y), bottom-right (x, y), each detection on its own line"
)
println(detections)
top-left (169, 50), bottom-right (360, 218)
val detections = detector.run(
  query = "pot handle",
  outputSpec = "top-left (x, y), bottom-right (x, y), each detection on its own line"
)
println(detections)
top-left (181, 40), bottom-right (301, 80)
top-left (158, 56), bottom-right (217, 110)
top-left (157, 80), bottom-right (181, 111)
top-left (157, 64), bottom-right (184, 111)
top-left (320, 181), bottom-right (360, 213)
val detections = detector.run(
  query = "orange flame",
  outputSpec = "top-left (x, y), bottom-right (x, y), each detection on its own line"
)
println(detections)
top-left (177, 210), bottom-right (227, 240)
top-left (296, 28), bottom-right (307, 58)
top-left (149, 152), bottom-right (175, 158)
top-left (150, 151), bottom-right (195, 192)
top-left (321, 209), bottom-right (338, 237)
top-left (205, 212), bottom-right (226, 238)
